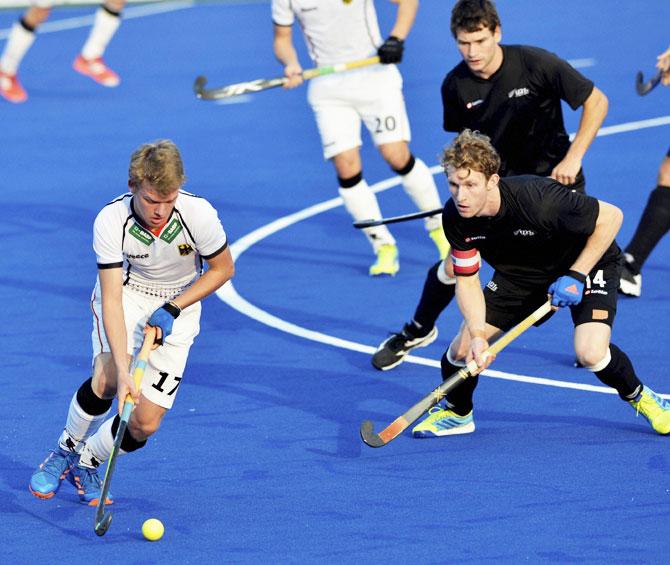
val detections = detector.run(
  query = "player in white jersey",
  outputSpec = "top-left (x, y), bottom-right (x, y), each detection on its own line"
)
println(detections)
top-left (272, 0), bottom-right (449, 276)
top-left (0, 0), bottom-right (125, 104)
top-left (29, 140), bottom-right (235, 505)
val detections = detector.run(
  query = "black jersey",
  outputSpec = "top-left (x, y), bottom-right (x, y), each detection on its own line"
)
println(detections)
top-left (443, 176), bottom-right (621, 286)
top-left (441, 45), bottom-right (594, 177)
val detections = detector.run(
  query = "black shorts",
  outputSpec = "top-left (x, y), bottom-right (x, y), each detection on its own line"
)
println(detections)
top-left (483, 257), bottom-right (622, 331)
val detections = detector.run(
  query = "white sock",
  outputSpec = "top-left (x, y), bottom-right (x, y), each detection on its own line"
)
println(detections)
top-left (78, 417), bottom-right (119, 469)
top-left (339, 180), bottom-right (395, 251)
top-left (81, 8), bottom-right (121, 60)
top-left (0, 22), bottom-right (36, 75)
top-left (400, 158), bottom-right (443, 232)
top-left (58, 392), bottom-right (111, 454)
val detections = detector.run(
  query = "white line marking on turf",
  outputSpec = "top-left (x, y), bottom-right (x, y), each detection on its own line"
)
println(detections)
top-left (0, 1), bottom-right (194, 40)
top-left (217, 116), bottom-right (670, 399)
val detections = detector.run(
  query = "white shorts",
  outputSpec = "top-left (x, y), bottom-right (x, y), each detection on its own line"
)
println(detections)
top-left (90, 283), bottom-right (201, 409)
top-left (307, 64), bottom-right (411, 160)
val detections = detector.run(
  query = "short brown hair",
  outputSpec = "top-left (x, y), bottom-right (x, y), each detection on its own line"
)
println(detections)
top-left (128, 139), bottom-right (186, 195)
top-left (450, 0), bottom-right (500, 37)
top-left (441, 129), bottom-right (501, 179)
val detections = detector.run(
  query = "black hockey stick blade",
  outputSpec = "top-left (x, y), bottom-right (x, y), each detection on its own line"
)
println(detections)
top-left (94, 511), bottom-right (112, 537)
top-left (635, 70), bottom-right (662, 96)
top-left (353, 207), bottom-right (443, 229)
top-left (360, 420), bottom-right (386, 448)
top-left (194, 75), bottom-right (208, 99)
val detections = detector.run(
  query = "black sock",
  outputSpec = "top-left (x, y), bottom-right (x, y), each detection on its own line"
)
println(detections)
top-left (410, 261), bottom-right (456, 335)
top-left (76, 378), bottom-right (113, 416)
top-left (442, 353), bottom-right (478, 415)
top-left (625, 186), bottom-right (670, 270)
top-left (593, 344), bottom-right (643, 400)
top-left (111, 415), bottom-right (148, 452)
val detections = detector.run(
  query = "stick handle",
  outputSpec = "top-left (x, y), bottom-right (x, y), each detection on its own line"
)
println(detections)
top-left (353, 207), bottom-right (444, 229)
top-left (302, 56), bottom-right (380, 80)
top-left (124, 327), bottom-right (156, 406)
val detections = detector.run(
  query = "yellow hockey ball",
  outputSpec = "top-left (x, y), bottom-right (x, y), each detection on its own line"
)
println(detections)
top-left (142, 518), bottom-right (164, 541)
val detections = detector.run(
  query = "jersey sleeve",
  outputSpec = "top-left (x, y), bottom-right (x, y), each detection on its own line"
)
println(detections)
top-left (93, 206), bottom-right (124, 269)
top-left (441, 73), bottom-right (463, 132)
top-left (442, 201), bottom-right (481, 276)
top-left (524, 46), bottom-right (594, 110)
top-left (192, 199), bottom-right (229, 260)
top-left (271, 0), bottom-right (294, 26)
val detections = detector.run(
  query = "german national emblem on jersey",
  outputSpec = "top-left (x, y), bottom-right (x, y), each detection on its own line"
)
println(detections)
top-left (178, 243), bottom-right (194, 256)
top-left (342, 0), bottom-right (353, 4)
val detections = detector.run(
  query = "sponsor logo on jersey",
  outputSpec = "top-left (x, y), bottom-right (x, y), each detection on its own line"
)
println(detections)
top-left (129, 223), bottom-right (154, 246)
top-left (466, 99), bottom-right (484, 109)
top-left (342, 0), bottom-right (352, 4)
top-left (160, 219), bottom-right (183, 244)
top-left (465, 235), bottom-right (486, 242)
top-left (178, 243), bottom-right (194, 256)
top-left (513, 229), bottom-right (535, 236)
top-left (508, 87), bottom-right (530, 98)
top-left (486, 280), bottom-right (498, 292)
top-left (127, 253), bottom-right (149, 260)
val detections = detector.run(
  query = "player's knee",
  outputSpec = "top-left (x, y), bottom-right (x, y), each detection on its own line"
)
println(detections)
top-left (575, 344), bottom-right (610, 371)
top-left (103, 0), bottom-right (125, 15)
top-left (657, 157), bottom-right (670, 185)
top-left (113, 416), bottom-right (149, 452)
top-left (446, 341), bottom-right (468, 366)
top-left (24, 7), bottom-right (50, 28)
top-left (127, 418), bottom-right (160, 442)
top-left (383, 144), bottom-right (411, 172)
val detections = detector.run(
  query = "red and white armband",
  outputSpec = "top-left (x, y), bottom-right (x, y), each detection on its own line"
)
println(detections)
top-left (451, 248), bottom-right (481, 276)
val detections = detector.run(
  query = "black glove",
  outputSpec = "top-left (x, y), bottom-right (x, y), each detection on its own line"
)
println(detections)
top-left (377, 36), bottom-right (404, 64)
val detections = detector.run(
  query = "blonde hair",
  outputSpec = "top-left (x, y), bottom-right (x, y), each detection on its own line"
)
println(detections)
top-left (441, 129), bottom-right (500, 179)
top-left (128, 139), bottom-right (186, 195)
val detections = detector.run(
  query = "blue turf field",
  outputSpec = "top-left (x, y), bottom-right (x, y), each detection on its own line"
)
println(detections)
top-left (1, 0), bottom-right (670, 562)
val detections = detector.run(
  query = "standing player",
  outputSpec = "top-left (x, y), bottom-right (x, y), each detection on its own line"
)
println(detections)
top-left (271, 0), bottom-right (448, 276)
top-left (619, 45), bottom-right (670, 297)
top-left (0, 0), bottom-right (125, 104)
top-left (29, 140), bottom-right (235, 504)
top-left (412, 130), bottom-right (670, 438)
top-left (372, 0), bottom-right (608, 368)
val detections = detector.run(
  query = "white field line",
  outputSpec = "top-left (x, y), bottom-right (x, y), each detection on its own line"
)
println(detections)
top-left (217, 115), bottom-right (670, 399)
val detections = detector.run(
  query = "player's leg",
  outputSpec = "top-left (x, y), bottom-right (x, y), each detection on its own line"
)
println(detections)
top-left (573, 263), bottom-right (670, 434)
top-left (372, 259), bottom-right (455, 370)
top-left (362, 66), bottom-right (447, 260)
top-left (72, 0), bottom-right (126, 87)
top-left (620, 151), bottom-right (670, 297)
top-left (0, 3), bottom-right (51, 103)
top-left (71, 298), bottom-right (200, 504)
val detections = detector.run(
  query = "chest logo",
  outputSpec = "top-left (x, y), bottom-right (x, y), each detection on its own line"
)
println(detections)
top-left (513, 229), bottom-right (535, 237)
top-left (466, 99), bottom-right (483, 109)
top-left (178, 244), bottom-right (194, 256)
top-left (160, 219), bottom-right (183, 244)
top-left (465, 235), bottom-right (486, 242)
top-left (508, 87), bottom-right (530, 98)
top-left (129, 223), bottom-right (154, 246)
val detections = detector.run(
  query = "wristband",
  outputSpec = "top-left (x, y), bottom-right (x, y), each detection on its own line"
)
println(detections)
top-left (163, 301), bottom-right (181, 318)
top-left (566, 270), bottom-right (587, 284)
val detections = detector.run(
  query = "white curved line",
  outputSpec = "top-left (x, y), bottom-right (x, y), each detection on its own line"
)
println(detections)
top-left (216, 116), bottom-right (670, 398)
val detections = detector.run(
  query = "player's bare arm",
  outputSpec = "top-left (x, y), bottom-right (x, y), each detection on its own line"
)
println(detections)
top-left (388, 0), bottom-right (418, 40)
top-left (551, 86), bottom-right (608, 185)
top-left (455, 270), bottom-right (493, 371)
top-left (98, 266), bottom-right (135, 412)
top-left (657, 45), bottom-right (670, 85)
top-left (570, 200), bottom-right (623, 277)
top-left (171, 247), bottom-right (235, 311)
top-left (273, 24), bottom-right (303, 88)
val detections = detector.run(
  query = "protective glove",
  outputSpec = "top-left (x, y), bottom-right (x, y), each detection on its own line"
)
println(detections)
top-left (548, 271), bottom-right (586, 307)
top-left (148, 302), bottom-right (181, 345)
top-left (377, 36), bottom-right (404, 64)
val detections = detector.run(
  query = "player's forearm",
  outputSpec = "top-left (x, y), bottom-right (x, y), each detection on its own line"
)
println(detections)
top-left (565, 87), bottom-right (608, 162)
top-left (172, 248), bottom-right (235, 311)
top-left (273, 30), bottom-right (299, 67)
top-left (389, 0), bottom-right (418, 40)
top-left (571, 200), bottom-right (622, 275)
top-left (101, 300), bottom-right (130, 372)
top-left (455, 274), bottom-right (487, 336)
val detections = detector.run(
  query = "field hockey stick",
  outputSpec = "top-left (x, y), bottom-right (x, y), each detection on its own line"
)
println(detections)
top-left (194, 56), bottom-right (380, 100)
top-left (360, 299), bottom-right (553, 448)
top-left (635, 70), bottom-right (662, 96)
top-left (94, 327), bottom-right (156, 537)
top-left (353, 207), bottom-right (444, 229)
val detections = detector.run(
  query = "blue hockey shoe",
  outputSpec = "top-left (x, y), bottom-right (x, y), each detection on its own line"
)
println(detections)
top-left (68, 464), bottom-right (113, 506)
top-left (29, 447), bottom-right (77, 499)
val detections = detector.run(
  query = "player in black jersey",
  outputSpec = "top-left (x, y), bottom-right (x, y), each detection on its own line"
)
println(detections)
top-left (410, 130), bottom-right (670, 438)
top-left (372, 0), bottom-right (608, 370)
top-left (619, 46), bottom-right (670, 297)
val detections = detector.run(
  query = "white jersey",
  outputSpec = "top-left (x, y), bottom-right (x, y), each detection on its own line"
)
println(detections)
top-left (93, 190), bottom-right (228, 298)
top-left (272, 0), bottom-right (383, 67)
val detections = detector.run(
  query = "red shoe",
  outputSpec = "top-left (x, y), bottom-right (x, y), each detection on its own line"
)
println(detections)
top-left (0, 71), bottom-right (28, 103)
top-left (72, 55), bottom-right (120, 87)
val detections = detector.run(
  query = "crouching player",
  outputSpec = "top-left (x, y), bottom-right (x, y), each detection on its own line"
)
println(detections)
top-left (29, 140), bottom-right (235, 504)
top-left (412, 130), bottom-right (670, 439)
